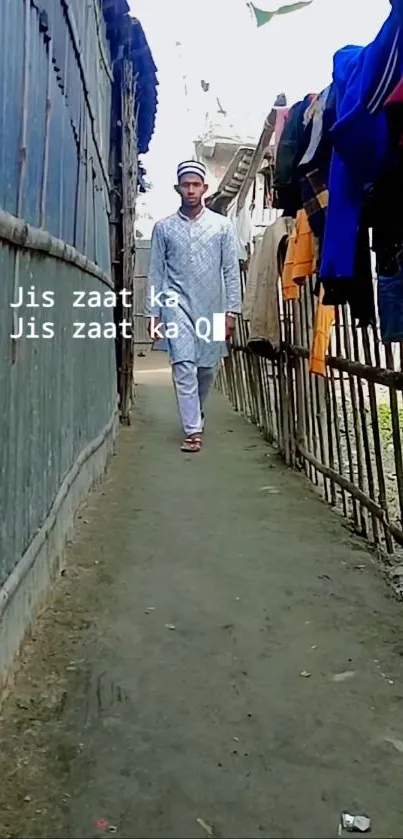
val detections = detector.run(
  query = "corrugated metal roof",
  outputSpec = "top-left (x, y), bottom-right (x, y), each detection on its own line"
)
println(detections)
top-left (237, 96), bottom-right (287, 211)
top-left (129, 18), bottom-right (158, 155)
top-left (102, 0), bottom-right (158, 155)
top-left (208, 146), bottom-right (255, 210)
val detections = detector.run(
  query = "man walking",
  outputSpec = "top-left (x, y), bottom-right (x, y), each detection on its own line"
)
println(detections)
top-left (146, 160), bottom-right (242, 453)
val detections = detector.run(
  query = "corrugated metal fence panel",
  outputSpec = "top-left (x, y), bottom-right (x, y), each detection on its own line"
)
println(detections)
top-left (46, 68), bottom-right (65, 238)
top-left (134, 240), bottom-right (152, 344)
top-left (0, 0), bottom-right (118, 587)
top-left (24, 4), bottom-right (47, 228)
top-left (0, 0), bottom-right (24, 216)
top-left (95, 183), bottom-right (110, 275)
top-left (135, 240), bottom-right (151, 277)
top-left (8, 0), bottom-right (113, 270)
top-left (75, 113), bottom-right (87, 255)
top-left (0, 246), bottom-right (116, 587)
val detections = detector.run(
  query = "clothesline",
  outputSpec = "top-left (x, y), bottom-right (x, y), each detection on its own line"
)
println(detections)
top-left (241, 0), bottom-right (403, 374)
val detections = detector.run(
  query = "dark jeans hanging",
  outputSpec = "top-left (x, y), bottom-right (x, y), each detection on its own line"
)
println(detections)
top-left (378, 268), bottom-right (403, 342)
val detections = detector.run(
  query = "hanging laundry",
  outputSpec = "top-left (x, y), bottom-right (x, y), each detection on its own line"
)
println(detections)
top-left (244, 218), bottom-right (293, 358)
top-left (370, 146), bottom-right (403, 342)
top-left (377, 270), bottom-right (403, 343)
top-left (228, 202), bottom-right (253, 262)
top-left (292, 208), bottom-right (316, 285)
top-left (298, 84), bottom-right (335, 237)
top-left (273, 94), bottom-right (316, 217)
top-left (242, 233), bottom-right (264, 321)
top-left (320, 6), bottom-right (403, 283)
top-left (293, 80), bottom-right (376, 326)
top-left (371, 154), bottom-right (403, 279)
top-left (302, 94), bottom-right (318, 127)
top-left (300, 169), bottom-right (328, 245)
top-left (299, 85), bottom-right (332, 168)
top-left (280, 211), bottom-right (334, 375)
top-left (309, 285), bottom-right (335, 377)
top-left (274, 106), bottom-right (290, 160)
top-left (321, 225), bottom-right (376, 327)
top-left (298, 85), bottom-right (335, 257)
top-left (239, 0), bottom-right (403, 360)
top-left (384, 75), bottom-right (403, 145)
top-left (281, 209), bottom-right (316, 299)
top-left (281, 225), bottom-right (299, 301)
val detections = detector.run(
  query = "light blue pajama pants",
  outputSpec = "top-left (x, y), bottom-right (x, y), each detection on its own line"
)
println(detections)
top-left (171, 361), bottom-right (216, 436)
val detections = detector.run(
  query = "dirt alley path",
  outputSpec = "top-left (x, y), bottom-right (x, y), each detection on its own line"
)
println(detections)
top-left (2, 354), bottom-right (403, 838)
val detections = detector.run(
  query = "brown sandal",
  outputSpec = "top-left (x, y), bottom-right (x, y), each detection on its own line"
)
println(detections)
top-left (181, 435), bottom-right (202, 453)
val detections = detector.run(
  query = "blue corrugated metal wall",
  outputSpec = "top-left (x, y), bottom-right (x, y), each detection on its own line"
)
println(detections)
top-left (0, 0), bottom-right (118, 587)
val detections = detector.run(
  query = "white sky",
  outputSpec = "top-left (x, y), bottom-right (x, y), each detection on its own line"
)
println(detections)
top-left (131, 0), bottom-right (391, 219)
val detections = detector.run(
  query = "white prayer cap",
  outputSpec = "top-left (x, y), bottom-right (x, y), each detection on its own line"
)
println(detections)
top-left (177, 160), bottom-right (206, 182)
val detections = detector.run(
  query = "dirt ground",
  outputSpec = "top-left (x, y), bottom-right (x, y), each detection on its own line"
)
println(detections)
top-left (1, 353), bottom-right (403, 838)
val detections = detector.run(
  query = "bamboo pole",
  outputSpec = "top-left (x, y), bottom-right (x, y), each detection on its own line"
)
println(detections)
top-left (361, 329), bottom-right (393, 551)
top-left (351, 321), bottom-right (379, 544)
top-left (342, 306), bottom-right (367, 536)
top-left (385, 345), bottom-right (403, 529)
top-left (119, 60), bottom-right (136, 424)
top-left (297, 445), bottom-right (403, 547)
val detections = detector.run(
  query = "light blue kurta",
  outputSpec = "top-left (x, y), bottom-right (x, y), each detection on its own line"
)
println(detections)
top-left (145, 208), bottom-right (242, 367)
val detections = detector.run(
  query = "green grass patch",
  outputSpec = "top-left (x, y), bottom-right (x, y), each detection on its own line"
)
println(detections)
top-left (377, 402), bottom-right (403, 448)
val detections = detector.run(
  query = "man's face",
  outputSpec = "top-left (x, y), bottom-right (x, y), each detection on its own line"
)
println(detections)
top-left (175, 174), bottom-right (208, 207)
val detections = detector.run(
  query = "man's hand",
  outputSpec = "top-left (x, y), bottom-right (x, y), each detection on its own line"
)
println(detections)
top-left (225, 313), bottom-right (236, 341)
top-left (147, 316), bottom-right (163, 340)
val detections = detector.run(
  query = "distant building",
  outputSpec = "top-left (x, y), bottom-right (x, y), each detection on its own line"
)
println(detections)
top-left (194, 106), bottom-right (256, 195)
top-left (135, 196), bottom-right (155, 239)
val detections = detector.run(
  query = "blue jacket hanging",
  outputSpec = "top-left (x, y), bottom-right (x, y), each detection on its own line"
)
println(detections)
top-left (320, 6), bottom-right (403, 282)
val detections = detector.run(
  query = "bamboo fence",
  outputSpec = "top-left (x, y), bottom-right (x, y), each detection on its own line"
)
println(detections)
top-left (217, 264), bottom-right (403, 558)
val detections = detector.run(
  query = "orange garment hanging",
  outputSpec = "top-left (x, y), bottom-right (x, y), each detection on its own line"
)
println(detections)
top-left (281, 225), bottom-right (299, 300)
top-left (309, 284), bottom-right (335, 377)
top-left (281, 209), bottom-right (334, 376)
top-left (281, 209), bottom-right (316, 300)
top-left (292, 208), bottom-right (315, 285)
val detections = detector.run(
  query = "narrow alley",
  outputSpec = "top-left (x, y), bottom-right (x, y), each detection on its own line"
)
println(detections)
top-left (5, 1), bottom-right (403, 837)
top-left (1, 354), bottom-right (403, 839)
